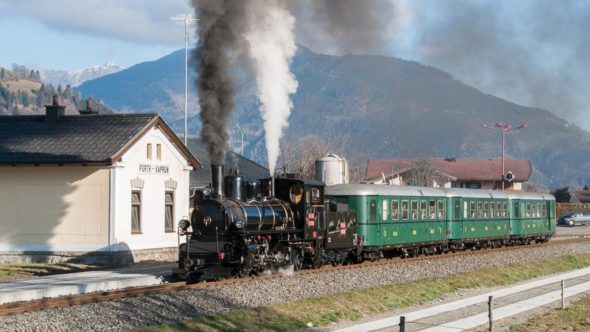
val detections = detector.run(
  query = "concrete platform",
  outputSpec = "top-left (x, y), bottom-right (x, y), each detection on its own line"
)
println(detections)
top-left (0, 263), bottom-right (176, 305)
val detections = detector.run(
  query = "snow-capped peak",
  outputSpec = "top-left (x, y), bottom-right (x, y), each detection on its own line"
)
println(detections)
top-left (40, 63), bottom-right (123, 87)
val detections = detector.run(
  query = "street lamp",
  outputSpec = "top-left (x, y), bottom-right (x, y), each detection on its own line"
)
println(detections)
top-left (171, 14), bottom-right (198, 145)
top-left (481, 122), bottom-right (528, 190)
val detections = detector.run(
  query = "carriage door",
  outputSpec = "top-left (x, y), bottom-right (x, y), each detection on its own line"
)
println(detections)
top-left (448, 198), bottom-right (461, 239)
top-left (369, 199), bottom-right (377, 239)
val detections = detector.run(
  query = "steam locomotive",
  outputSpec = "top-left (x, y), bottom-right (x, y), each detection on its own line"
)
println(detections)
top-left (173, 165), bottom-right (361, 282)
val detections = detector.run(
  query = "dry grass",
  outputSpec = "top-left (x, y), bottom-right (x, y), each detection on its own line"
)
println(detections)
top-left (509, 295), bottom-right (590, 332)
top-left (142, 253), bottom-right (590, 332)
top-left (2, 79), bottom-right (42, 96)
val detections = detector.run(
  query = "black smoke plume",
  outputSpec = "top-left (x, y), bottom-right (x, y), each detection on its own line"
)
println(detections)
top-left (192, 0), bottom-right (247, 165)
top-left (292, 0), bottom-right (397, 54)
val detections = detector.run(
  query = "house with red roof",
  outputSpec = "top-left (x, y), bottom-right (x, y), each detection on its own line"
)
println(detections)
top-left (365, 158), bottom-right (532, 190)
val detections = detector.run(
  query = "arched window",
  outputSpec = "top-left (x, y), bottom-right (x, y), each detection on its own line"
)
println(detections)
top-left (131, 191), bottom-right (141, 234)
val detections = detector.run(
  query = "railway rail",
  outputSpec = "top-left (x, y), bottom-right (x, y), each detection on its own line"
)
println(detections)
top-left (1, 237), bottom-right (588, 317)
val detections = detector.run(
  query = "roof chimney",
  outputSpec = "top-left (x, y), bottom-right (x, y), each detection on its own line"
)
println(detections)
top-left (45, 95), bottom-right (65, 121)
top-left (79, 98), bottom-right (99, 115)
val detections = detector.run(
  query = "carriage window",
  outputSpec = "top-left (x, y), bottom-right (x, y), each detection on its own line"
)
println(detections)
top-left (401, 201), bottom-right (409, 219)
top-left (503, 202), bottom-right (508, 217)
top-left (490, 202), bottom-right (496, 218)
top-left (438, 200), bottom-right (445, 219)
top-left (391, 201), bottom-right (399, 220)
top-left (477, 202), bottom-right (483, 219)
top-left (411, 200), bottom-right (418, 219)
top-left (382, 199), bottom-right (388, 221)
top-left (464, 201), bottom-right (468, 218)
top-left (526, 203), bottom-right (531, 217)
top-left (470, 201), bottom-right (476, 218)
top-left (484, 202), bottom-right (489, 218)
top-left (535, 204), bottom-right (540, 218)
top-left (370, 200), bottom-right (377, 222)
top-left (420, 201), bottom-right (427, 220)
top-left (543, 204), bottom-right (547, 217)
top-left (429, 200), bottom-right (436, 219)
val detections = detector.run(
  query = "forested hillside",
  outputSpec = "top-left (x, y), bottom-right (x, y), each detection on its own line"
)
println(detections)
top-left (0, 65), bottom-right (112, 115)
top-left (77, 47), bottom-right (590, 188)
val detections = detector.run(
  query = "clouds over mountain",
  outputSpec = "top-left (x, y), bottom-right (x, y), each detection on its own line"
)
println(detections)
top-left (0, 0), bottom-right (191, 44)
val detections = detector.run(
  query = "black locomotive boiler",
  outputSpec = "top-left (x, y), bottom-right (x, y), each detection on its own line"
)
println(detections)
top-left (173, 165), bottom-right (361, 282)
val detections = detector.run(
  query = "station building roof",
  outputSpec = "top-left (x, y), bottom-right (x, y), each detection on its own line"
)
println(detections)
top-left (0, 100), bottom-right (200, 169)
top-left (366, 158), bottom-right (532, 183)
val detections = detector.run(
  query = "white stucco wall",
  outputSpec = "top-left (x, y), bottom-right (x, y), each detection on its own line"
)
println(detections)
top-left (0, 167), bottom-right (109, 252)
top-left (109, 127), bottom-right (192, 251)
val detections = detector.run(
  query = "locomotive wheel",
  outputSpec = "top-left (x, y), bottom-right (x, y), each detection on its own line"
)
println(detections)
top-left (292, 254), bottom-right (303, 271)
top-left (237, 268), bottom-right (250, 278)
top-left (312, 257), bottom-right (323, 269)
top-left (186, 272), bottom-right (201, 284)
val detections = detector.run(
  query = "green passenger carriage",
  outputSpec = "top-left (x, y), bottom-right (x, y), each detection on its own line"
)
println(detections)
top-left (325, 184), bottom-right (555, 259)
top-left (506, 191), bottom-right (555, 241)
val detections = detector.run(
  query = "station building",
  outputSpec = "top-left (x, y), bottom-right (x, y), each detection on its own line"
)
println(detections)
top-left (0, 99), bottom-right (200, 264)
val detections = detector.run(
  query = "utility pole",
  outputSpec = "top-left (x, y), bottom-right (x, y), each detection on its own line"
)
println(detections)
top-left (481, 122), bottom-right (527, 190)
top-left (170, 14), bottom-right (198, 145)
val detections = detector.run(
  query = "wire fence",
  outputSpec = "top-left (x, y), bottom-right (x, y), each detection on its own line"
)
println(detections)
top-left (395, 276), bottom-right (589, 332)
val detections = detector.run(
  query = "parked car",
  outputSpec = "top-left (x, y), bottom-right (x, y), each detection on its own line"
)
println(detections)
top-left (558, 211), bottom-right (590, 226)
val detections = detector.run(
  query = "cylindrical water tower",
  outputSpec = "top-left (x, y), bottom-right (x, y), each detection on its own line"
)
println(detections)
top-left (315, 153), bottom-right (349, 185)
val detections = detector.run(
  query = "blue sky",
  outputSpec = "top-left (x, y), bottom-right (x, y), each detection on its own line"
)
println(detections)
top-left (0, 0), bottom-right (192, 70)
top-left (0, 0), bottom-right (588, 129)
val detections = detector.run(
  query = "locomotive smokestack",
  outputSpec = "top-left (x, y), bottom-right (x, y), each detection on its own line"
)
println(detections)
top-left (211, 165), bottom-right (224, 199)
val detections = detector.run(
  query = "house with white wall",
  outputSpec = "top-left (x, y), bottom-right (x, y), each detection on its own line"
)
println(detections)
top-left (0, 98), bottom-right (200, 264)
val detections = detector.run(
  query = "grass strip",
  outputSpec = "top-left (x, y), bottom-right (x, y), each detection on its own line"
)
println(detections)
top-left (0, 263), bottom-right (100, 280)
top-left (509, 294), bottom-right (590, 331)
top-left (143, 254), bottom-right (590, 332)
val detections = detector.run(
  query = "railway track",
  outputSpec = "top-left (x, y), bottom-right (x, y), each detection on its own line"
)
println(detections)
top-left (1, 237), bottom-right (588, 317)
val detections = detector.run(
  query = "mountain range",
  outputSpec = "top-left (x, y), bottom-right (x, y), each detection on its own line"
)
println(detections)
top-left (41, 63), bottom-right (123, 88)
top-left (76, 47), bottom-right (590, 189)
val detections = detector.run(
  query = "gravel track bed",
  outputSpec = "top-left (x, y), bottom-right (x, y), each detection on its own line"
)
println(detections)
top-left (2, 241), bottom-right (590, 332)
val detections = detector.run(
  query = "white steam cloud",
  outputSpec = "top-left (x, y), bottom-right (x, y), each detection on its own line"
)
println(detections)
top-left (243, 0), bottom-right (298, 175)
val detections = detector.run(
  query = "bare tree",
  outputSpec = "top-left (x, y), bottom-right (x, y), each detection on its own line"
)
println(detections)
top-left (404, 160), bottom-right (447, 187)
top-left (277, 134), bottom-right (348, 180)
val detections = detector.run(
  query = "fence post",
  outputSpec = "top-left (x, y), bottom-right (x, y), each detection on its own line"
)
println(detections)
top-left (488, 295), bottom-right (493, 332)
top-left (399, 316), bottom-right (405, 332)
top-left (561, 279), bottom-right (565, 309)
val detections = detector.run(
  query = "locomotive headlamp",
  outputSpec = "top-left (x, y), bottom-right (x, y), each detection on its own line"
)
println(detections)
top-left (178, 219), bottom-right (191, 231)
